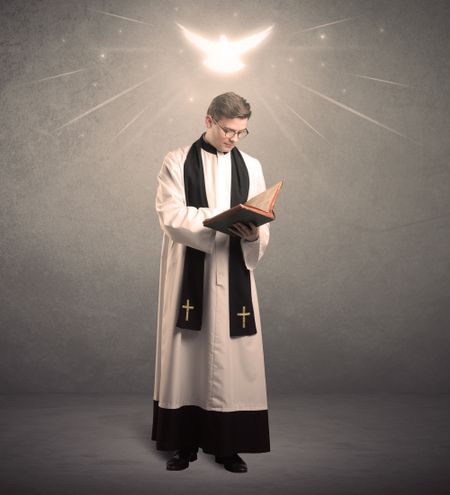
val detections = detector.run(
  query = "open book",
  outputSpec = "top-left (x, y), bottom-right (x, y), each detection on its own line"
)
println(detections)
top-left (203, 181), bottom-right (283, 236)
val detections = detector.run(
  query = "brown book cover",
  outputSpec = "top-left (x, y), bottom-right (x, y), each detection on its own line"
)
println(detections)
top-left (203, 181), bottom-right (283, 236)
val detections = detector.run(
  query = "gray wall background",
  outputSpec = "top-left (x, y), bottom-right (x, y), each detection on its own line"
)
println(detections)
top-left (1, 0), bottom-right (449, 394)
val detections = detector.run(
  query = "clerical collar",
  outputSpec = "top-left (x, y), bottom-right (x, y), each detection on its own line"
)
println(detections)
top-left (200, 134), bottom-right (230, 155)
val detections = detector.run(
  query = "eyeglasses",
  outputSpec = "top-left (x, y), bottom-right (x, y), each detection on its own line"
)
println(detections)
top-left (213, 118), bottom-right (249, 139)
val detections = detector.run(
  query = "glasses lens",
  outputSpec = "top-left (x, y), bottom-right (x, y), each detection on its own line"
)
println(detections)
top-left (224, 129), bottom-right (248, 139)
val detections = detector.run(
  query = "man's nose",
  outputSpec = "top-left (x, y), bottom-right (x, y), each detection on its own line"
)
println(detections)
top-left (230, 133), bottom-right (239, 142)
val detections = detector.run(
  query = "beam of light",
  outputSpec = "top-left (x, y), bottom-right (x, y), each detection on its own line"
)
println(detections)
top-left (343, 72), bottom-right (409, 88)
top-left (127, 91), bottom-right (181, 141)
top-left (287, 17), bottom-right (355, 39)
top-left (280, 99), bottom-right (329, 141)
top-left (31, 68), bottom-right (88, 83)
top-left (114, 102), bottom-right (153, 138)
top-left (255, 92), bottom-right (309, 163)
top-left (88, 8), bottom-right (153, 26)
top-left (339, 210), bottom-right (450, 233)
top-left (177, 23), bottom-right (273, 73)
top-left (52, 72), bottom-right (165, 132)
top-left (284, 45), bottom-right (372, 51)
top-left (99, 46), bottom-right (170, 54)
top-left (376, 211), bottom-right (450, 232)
top-left (301, 17), bottom-right (355, 33)
top-left (111, 90), bottom-right (184, 166)
top-left (288, 79), bottom-right (414, 142)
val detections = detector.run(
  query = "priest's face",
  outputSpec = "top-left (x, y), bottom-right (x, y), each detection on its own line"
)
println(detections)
top-left (204, 115), bottom-right (249, 153)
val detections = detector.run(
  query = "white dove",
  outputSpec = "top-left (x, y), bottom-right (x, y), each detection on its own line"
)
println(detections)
top-left (177, 23), bottom-right (273, 74)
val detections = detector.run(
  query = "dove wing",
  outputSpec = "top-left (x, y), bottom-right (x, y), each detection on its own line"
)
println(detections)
top-left (177, 23), bottom-right (216, 54)
top-left (231, 26), bottom-right (273, 54)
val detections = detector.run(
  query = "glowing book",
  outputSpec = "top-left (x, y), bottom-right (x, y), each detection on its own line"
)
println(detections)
top-left (203, 181), bottom-right (283, 236)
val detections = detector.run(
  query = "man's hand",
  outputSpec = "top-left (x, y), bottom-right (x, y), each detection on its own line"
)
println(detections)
top-left (228, 222), bottom-right (259, 242)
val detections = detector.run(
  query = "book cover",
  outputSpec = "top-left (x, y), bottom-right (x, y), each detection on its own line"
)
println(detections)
top-left (203, 181), bottom-right (283, 236)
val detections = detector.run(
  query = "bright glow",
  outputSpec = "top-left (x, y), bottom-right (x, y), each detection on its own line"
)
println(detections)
top-left (177, 23), bottom-right (273, 74)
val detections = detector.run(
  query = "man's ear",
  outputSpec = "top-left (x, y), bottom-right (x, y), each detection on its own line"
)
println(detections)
top-left (205, 115), bottom-right (213, 128)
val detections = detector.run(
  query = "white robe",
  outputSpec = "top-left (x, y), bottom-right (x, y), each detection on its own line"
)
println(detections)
top-left (153, 143), bottom-right (270, 416)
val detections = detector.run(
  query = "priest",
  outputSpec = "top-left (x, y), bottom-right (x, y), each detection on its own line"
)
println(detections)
top-left (152, 92), bottom-right (271, 473)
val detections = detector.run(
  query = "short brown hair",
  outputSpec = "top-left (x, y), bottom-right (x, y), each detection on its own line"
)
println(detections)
top-left (207, 92), bottom-right (252, 121)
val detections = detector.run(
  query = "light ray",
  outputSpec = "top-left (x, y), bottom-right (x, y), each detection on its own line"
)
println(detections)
top-left (344, 72), bottom-right (409, 88)
top-left (340, 210), bottom-right (450, 232)
top-left (52, 72), bottom-right (165, 132)
top-left (377, 211), bottom-right (450, 232)
top-left (280, 99), bottom-right (328, 141)
top-left (284, 45), bottom-right (371, 51)
top-left (111, 90), bottom-right (183, 161)
top-left (133, 91), bottom-right (182, 138)
top-left (31, 68), bottom-right (88, 83)
top-left (255, 92), bottom-right (309, 163)
top-left (99, 46), bottom-right (170, 54)
top-left (88, 8), bottom-right (153, 26)
top-left (288, 79), bottom-right (414, 142)
top-left (114, 102), bottom-right (153, 138)
top-left (301, 17), bottom-right (355, 33)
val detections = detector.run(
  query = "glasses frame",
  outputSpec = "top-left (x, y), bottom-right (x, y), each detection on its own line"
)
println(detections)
top-left (212, 118), bottom-right (249, 140)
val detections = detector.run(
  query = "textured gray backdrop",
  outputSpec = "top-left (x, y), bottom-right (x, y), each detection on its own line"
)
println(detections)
top-left (1, 0), bottom-right (449, 394)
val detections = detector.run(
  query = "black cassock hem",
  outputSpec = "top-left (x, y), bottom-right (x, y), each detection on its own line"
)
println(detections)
top-left (151, 400), bottom-right (270, 455)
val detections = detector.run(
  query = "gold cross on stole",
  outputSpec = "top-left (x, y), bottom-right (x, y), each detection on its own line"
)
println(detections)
top-left (182, 299), bottom-right (194, 321)
top-left (237, 306), bottom-right (251, 329)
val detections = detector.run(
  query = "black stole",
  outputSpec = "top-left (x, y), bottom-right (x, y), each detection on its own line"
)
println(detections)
top-left (176, 136), bottom-right (256, 337)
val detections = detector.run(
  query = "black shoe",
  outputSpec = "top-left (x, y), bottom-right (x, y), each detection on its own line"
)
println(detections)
top-left (166, 448), bottom-right (198, 471)
top-left (215, 453), bottom-right (247, 473)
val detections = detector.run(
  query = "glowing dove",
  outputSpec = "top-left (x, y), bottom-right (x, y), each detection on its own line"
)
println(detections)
top-left (177, 23), bottom-right (273, 73)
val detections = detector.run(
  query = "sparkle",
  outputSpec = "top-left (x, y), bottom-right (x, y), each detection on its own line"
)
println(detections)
top-left (100, 53), bottom-right (106, 59)
top-left (320, 61), bottom-right (326, 67)
top-left (118, 29), bottom-right (123, 34)
top-left (233, 12), bottom-right (238, 17)
top-left (288, 57), bottom-right (294, 62)
top-left (189, 96), bottom-right (194, 102)
top-left (320, 33), bottom-right (326, 40)
top-left (61, 38), bottom-right (66, 43)
top-left (342, 88), bottom-right (347, 94)
top-left (379, 27), bottom-right (385, 33)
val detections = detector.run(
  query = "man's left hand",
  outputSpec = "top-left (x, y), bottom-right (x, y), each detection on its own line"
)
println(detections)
top-left (228, 222), bottom-right (259, 242)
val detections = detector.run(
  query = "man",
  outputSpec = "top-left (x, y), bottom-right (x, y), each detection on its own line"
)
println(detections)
top-left (152, 92), bottom-right (270, 473)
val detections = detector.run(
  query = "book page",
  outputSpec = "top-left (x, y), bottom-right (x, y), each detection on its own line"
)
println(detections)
top-left (244, 181), bottom-right (283, 212)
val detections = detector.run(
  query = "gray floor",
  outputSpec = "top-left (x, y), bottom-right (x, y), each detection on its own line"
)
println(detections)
top-left (1, 394), bottom-right (449, 495)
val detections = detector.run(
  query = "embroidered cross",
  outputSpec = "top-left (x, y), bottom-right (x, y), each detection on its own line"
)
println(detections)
top-left (182, 299), bottom-right (194, 321)
top-left (237, 306), bottom-right (251, 329)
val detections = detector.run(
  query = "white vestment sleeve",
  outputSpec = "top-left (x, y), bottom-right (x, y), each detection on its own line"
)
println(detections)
top-left (240, 159), bottom-right (270, 271)
top-left (156, 150), bottom-right (219, 253)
